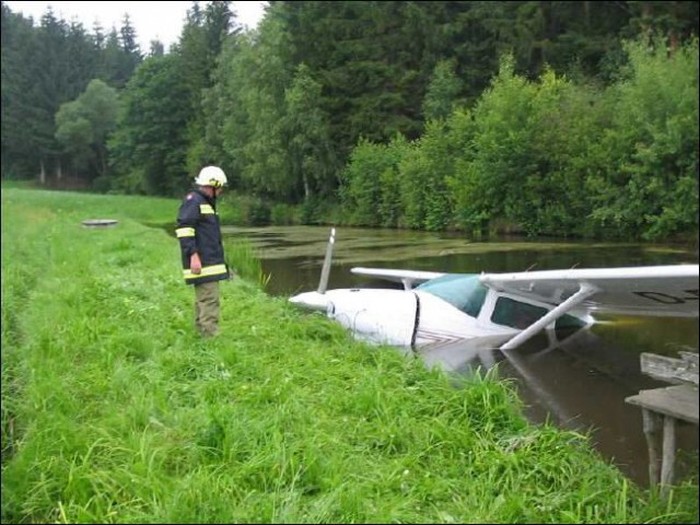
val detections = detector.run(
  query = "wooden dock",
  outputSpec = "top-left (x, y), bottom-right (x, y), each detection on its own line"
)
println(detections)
top-left (625, 351), bottom-right (698, 496)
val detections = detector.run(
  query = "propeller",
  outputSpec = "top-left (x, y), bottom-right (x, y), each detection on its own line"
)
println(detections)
top-left (317, 227), bottom-right (335, 294)
top-left (289, 227), bottom-right (335, 311)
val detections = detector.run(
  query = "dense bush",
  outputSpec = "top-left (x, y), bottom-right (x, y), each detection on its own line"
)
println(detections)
top-left (339, 38), bottom-right (698, 241)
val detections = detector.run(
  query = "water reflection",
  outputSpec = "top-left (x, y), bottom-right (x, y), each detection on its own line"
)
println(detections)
top-left (223, 225), bottom-right (699, 486)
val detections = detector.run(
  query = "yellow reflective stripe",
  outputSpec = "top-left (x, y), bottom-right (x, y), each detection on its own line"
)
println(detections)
top-left (199, 204), bottom-right (215, 214)
top-left (183, 264), bottom-right (228, 279)
top-left (176, 227), bottom-right (195, 238)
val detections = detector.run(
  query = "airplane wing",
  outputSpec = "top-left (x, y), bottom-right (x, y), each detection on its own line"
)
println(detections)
top-left (348, 264), bottom-right (697, 351)
top-left (480, 264), bottom-right (699, 318)
top-left (351, 267), bottom-right (445, 290)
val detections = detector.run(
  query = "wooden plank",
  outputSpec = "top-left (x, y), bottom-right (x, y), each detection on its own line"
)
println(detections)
top-left (640, 352), bottom-right (699, 386)
top-left (625, 384), bottom-right (699, 424)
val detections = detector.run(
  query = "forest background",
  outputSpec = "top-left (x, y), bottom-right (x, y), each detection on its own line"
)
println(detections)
top-left (1, 0), bottom-right (698, 241)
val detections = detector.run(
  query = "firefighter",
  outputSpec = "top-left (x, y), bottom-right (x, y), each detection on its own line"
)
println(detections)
top-left (176, 165), bottom-right (231, 337)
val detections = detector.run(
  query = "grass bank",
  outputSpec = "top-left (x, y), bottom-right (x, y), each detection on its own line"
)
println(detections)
top-left (1, 187), bottom-right (697, 523)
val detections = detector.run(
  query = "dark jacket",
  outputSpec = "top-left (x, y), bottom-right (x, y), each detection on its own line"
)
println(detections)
top-left (176, 188), bottom-right (229, 285)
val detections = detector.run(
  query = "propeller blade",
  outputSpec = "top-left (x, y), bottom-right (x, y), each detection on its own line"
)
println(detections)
top-left (317, 227), bottom-right (336, 294)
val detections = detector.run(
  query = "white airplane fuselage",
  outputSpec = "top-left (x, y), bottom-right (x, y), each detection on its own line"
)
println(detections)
top-left (289, 279), bottom-right (591, 348)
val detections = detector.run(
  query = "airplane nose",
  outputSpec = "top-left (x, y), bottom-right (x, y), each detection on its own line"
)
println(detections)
top-left (289, 291), bottom-right (331, 312)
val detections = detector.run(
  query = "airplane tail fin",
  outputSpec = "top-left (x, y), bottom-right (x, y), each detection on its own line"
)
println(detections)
top-left (317, 227), bottom-right (335, 294)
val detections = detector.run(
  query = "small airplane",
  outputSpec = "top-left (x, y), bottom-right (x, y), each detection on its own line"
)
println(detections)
top-left (289, 228), bottom-right (699, 350)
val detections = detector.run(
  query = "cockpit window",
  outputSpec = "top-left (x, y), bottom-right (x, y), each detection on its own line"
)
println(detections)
top-left (491, 296), bottom-right (587, 330)
top-left (491, 297), bottom-right (547, 329)
top-left (416, 274), bottom-right (488, 318)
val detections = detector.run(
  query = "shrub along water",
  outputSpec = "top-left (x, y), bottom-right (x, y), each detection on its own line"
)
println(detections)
top-left (1, 187), bottom-right (698, 523)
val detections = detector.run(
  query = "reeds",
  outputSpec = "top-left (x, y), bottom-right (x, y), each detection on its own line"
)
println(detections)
top-left (225, 238), bottom-right (271, 289)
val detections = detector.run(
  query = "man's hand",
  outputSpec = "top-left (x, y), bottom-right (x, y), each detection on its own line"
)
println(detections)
top-left (190, 253), bottom-right (202, 274)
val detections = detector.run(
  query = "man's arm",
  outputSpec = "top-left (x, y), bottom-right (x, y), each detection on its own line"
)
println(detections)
top-left (176, 195), bottom-right (201, 273)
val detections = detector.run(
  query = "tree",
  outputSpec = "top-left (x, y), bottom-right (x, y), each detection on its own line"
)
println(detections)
top-left (422, 59), bottom-right (462, 122)
top-left (119, 14), bottom-right (143, 68)
top-left (283, 63), bottom-right (338, 202)
top-left (275, 1), bottom-right (437, 159)
top-left (1, 4), bottom-right (40, 178)
top-left (29, 9), bottom-right (72, 183)
top-left (177, 1), bottom-right (240, 174)
top-left (625, 1), bottom-right (700, 49)
top-left (55, 79), bottom-right (119, 185)
top-left (207, 12), bottom-right (295, 199)
top-left (2, 5), bottom-right (101, 181)
top-left (108, 54), bottom-right (190, 195)
top-left (96, 16), bottom-right (143, 89)
top-left (586, 36), bottom-right (699, 240)
top-left (149, 39), bottom-right (165, 57)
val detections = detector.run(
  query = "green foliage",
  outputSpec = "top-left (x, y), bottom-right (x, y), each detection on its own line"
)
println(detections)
top-left (380, 135), bottom-right (415, 228)
top-left (341, 60), bottom-right (645, 237)
top-left (217, 192), bottom-right (280, 227)
top-left (54, 101), bottom-right (93, 165)
top-left (422, 59), bottom-right (463, 121)
top-left (377, 164), bottom-right (401, 229)
top-left (298, 195), bottom-right (332, 226)
top-left (283, 63), bottom-right (339, 202)
top-left (177, 2), bottom-right (236, 179)
top-left (339, 138), bottom-right (385, 226)
top-left (442, 39), bottom-right (698, 240)
top-left (449, 55), bottom-right (538, 233)
top-left (55, 79), bottom-right (120, 182)
top-left (1, 5), bottom-right (142, 181)
top-left (399, 120), bottom-right (460, 231)
top-left (247, 197), bottom-right (272, 226)
top-left (270, 203), bottom-right (296, 225)
top-left (2, 2), bottom-right (699, 243)
top-left (218, 15), bottom-right (695, 242)
top-left (585, 36), bottom-right (699, 240)
top-left (108, 55), bottom-right (191, 196)
top-left (97, 27), bottom-right (141, 89)
top-left (219, 21), bottom-right (296, 200)
top-left (340, 135), bottom-right (412, 227)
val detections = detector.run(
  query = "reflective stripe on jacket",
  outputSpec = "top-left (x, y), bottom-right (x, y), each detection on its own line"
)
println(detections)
top-left (176, 188), bottom-right (229, 285)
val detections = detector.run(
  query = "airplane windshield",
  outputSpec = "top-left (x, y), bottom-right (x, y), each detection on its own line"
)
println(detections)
top-left (416, 274), bottom-right (487, 318)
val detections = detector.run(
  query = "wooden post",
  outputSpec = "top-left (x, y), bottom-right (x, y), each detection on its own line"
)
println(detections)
top-left (660, 415), bottom-right (677, 495)
top-left (641, 409), bottom-right (661, 488)
top-left (626, 351), bottom-right (698, 498)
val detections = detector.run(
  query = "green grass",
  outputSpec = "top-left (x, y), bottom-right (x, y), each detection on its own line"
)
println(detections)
top-left (1, 186), bottom-right (698, 523)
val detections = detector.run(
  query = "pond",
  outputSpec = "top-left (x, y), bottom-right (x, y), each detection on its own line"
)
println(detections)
top-left (222, 225), bottom-right (699, 486)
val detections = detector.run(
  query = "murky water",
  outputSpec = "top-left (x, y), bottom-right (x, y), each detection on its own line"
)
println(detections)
top-left (223, 225), bottom-right (699, 486)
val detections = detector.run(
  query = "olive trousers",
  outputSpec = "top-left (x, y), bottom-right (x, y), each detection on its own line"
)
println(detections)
top-left (194, 280), bottom-right (220, 337)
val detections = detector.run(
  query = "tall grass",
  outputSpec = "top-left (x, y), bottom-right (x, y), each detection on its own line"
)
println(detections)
top-left (1, 186), bottom-right (698, 523)
top-left (225, 238), bottom-right (271, 289)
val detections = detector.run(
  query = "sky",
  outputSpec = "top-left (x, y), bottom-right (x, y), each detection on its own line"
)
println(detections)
top-left (4, 1), bottom-right (268, 51)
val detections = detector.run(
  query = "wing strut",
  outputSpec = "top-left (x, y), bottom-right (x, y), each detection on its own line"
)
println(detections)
top-left (500, 284), bottom-right (597, 350)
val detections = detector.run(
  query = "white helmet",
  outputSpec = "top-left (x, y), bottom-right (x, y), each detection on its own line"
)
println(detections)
top-left (194, 166), bottom-right (227, 188)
